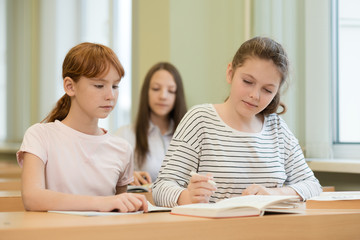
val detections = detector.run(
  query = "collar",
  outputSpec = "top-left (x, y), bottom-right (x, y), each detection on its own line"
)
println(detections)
top-left (149, 119), bottom-right (174, 136)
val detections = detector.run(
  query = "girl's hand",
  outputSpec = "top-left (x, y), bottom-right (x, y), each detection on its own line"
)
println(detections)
top-left (242, 184), bottom-right (300, 199)
top-left (186, 173), bottom-right (217, 204)
top-left (242, 184), bottom-right (277, 196)
top-left (130, 171), bottom-right (152, 186)
top-left (99, 193), bottom-right (148, 213)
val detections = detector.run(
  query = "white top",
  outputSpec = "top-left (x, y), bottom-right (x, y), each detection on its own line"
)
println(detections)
top-left (152, 104), bottom-right (322, 207)
top-left (115, 121), bottom-right (174, 182)
top-left (17, 120), bottom-right (134, 196)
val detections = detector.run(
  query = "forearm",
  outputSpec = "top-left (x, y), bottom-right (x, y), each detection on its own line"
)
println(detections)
top-left (152, 180), bottom-right (184, 207)
top-left (22, 188), bottom-right (106, 211)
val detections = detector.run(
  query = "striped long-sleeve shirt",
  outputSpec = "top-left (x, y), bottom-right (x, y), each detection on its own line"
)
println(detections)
top-left (152, 104), bottom-right (322, 207)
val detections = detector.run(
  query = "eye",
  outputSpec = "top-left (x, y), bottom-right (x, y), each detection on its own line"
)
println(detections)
top-left (151, 87), bottom-right (160, 91)
top-left (263, 88), bottom-right (273, 94)
top-left (94, 85), bottom-right (104, 89)
top-left (243, 79), bottom-right (252, 84)
top-left (112, 85), bottom-right (119, 90)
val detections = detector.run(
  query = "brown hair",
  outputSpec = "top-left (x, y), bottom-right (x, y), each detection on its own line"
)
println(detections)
top-left (134, 62), bottom-right (187, 167)
top-left (230, 36), bottom-right (289, 115)
top-left (42, 42), bottom-right (124, 122)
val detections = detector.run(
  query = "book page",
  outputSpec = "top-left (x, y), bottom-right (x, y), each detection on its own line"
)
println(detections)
top-left (147, 202), bottom-right (171, 212)
top-left (48, 201), bottom-right (170, 216)
top-left (216, 195), bottom-right (300, 210)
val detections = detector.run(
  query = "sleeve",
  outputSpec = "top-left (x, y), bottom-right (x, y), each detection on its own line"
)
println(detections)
top-left (16, 123), bottom-right (48, 167)
top-left (282, 122), bottom-right (322, 200)
top-left (114, 125), bottom-right (135, 147)
top-left (116, 142), bottom-right (135, 187)
top-left (152, 107), bottom-right (204, 207)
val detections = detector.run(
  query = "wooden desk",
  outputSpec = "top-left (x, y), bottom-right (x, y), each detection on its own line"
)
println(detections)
top-left (0, 178), bottom-right (21, 191)
top-left (0, 191), bottom-right (24, 212)
top-left (0, 163), bottom-right (21, 179)
top-left (0, 205), bottom-right (359, 240)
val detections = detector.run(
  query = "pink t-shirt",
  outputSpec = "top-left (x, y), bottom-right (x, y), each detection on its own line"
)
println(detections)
top-left (17, 120), bottom-right (134, 196)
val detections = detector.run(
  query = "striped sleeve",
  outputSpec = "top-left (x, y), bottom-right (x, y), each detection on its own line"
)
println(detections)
top-left (152, 106), bottom-right (206, 207)
top-left (281, 119), bottom-right (322, 200)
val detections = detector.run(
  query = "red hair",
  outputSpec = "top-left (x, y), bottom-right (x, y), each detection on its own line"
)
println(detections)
top-left (42, 42), bottom-right (124, 122)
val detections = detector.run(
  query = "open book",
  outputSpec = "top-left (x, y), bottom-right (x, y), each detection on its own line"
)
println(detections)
top-left (171, 195), bottom-right (300, 218)
top-left (48, 201), bottom-right (171, 216)
top-left (306, 191), bottom-right (360, 209)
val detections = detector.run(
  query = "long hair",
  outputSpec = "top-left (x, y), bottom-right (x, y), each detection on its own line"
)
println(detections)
top-left (230, 36), bottom-right (289, 115)
top-left (134, 62), bottom-right (187, 168)
top-left (42, 42), bottom-right (124, 123)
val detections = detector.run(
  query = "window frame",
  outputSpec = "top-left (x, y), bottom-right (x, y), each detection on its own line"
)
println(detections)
top-left (332, 0), bottom-right (360, 158)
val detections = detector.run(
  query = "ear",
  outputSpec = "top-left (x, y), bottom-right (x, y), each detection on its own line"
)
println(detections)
top-left (226, 63), bottom-right (233, 84)
top-left (63, 77), bottom-right (76, 97)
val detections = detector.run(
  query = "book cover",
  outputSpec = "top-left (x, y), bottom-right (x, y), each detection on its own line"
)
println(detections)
top-left (306, 191), bottom-right (360, 209)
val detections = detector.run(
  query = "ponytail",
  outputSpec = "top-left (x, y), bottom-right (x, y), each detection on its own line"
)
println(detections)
top-left (41, 42), bottom-right (124, 123)
top-left (41, 94), bottom-right (71, 123)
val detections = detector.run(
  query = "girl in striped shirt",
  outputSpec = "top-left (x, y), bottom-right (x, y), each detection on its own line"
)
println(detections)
top-left (152, 36), bottom-right (322, 207)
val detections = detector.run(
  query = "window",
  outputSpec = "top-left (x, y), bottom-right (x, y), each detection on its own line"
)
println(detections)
top-left (331, 0), bottom-right (360, 159)
top-left (55, 0), bottom-right (132, 131)
top-left (1, 0), bottom-right (132, 144)
top-left (0, 0), bottom-right (6, 141)
top-left (335, 0), bottom-right (360, 143)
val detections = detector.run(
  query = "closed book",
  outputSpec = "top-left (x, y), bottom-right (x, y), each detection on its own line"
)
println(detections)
top-left (171, 195), bottom-right (300, 218)
top-left (306, 191), bottom-right (360, 209)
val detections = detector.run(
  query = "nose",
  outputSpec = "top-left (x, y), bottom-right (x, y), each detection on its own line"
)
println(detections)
top-left (249, 87), bottom-right (260, 100)
top-left (160, 89), bottom-right (168, 99)
top-left (105, 86), bottom-right (116, 100)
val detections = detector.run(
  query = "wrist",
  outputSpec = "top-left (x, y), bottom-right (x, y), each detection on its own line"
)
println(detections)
top-left (91, 195), bottom-right (109, 211)
top-left (177, 189), bottom-right (191, 205)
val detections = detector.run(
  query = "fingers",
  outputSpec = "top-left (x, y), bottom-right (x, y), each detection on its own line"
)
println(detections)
top-left (242, 184), bottom-right (270, 196)
top-left (133, 171), bottom-right (151, 186)
top-left (189, 174), bottom-right (216, 191)
top-left (142, 172), bottom-right (152, 184)
top-left (187, 173), bottom-right (217, 204)
top-left (132, 172), bottom-right (142, 186)
top-left (114, 193), bottom-right (148, 213)
top-left (134, 194), bottom-right (148, 212)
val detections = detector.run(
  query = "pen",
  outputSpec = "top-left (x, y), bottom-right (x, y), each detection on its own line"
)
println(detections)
top-left (190, 171), bottom-right (216, 187)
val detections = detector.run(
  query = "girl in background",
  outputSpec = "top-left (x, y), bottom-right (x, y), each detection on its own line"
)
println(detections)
top-left (152, 37), bottom-right (322, 207)
top-left (116, 62), bottom-right (187, 186)
top-left (17, 42), bottom-right (147, 212)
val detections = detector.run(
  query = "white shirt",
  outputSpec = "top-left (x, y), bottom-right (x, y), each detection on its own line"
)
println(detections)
top-left (115, 120), bottom-right (174, 182)
top-left (17, 120), bottom-right (134, 196)
top-left (152, 104), bottom-right (322, 207)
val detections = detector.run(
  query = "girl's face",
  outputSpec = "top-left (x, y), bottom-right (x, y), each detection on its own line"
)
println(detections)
top-left (226, 57), bottom-right (281, 118)
top-left (148, 69), bottom-right (177, 119)
top-left (70, 64), bottom-right (121, 120)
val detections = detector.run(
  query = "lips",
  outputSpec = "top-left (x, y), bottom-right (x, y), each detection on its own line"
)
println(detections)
top-left (242, 100), bottom-right (258, 108)
top-left (156, 103), bottom-right (169, 108)
top-left (100, 106), bottom-right (113, 110)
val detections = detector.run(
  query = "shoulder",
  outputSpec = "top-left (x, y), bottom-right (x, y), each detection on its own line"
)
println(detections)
top-left (114, 124), bottom-right (134, 137)
top-left (183, 104), bottom-right (216, 119)
top-left (265, 113), bottom-right (297, 142)
top-left (23, 122), bottom-right (57, 138)
top-left (108, 133), bottom-right (132, 148)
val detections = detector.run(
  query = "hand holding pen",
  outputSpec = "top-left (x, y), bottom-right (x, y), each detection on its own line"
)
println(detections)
top-left (178, 171), bottom-right (217, 205)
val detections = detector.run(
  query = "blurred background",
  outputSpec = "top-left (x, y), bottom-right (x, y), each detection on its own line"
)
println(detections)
top-left (0, 0), bottom-right (359, 190)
